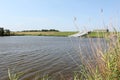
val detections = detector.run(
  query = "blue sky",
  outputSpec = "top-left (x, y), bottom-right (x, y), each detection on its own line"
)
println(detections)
top-left (0, 0), bottom-right (120, 31)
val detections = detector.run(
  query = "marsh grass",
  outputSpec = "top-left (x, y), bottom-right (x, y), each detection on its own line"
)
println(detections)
top-left (8, 68), bottom-right (50, 80)
top-left (8, 68), bottom-right (24, 80)
top-left (74, 32), bottom-right (120, 80)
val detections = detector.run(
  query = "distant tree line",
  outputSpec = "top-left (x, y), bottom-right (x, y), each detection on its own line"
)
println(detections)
top-left (22, 29), bottom-right (59, 32)
top-left (0, 27), bottom-right (10, 36)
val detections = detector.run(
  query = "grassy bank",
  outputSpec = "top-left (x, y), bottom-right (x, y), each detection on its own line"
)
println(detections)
top-left (12, 31), bottom-right (77, 37)
top-left (84, 32), bottom-right (110, 38)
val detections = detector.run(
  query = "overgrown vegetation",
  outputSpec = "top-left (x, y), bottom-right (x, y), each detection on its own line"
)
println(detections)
top-left (74, 32), bottom-right (120, 80)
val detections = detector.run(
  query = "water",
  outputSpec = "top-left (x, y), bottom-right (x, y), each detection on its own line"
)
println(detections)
top-left (0, 36), bottom-right (107, 80)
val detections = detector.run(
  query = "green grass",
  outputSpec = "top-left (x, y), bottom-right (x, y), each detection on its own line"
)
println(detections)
top-left (85, 32), bottom-right (110, 38)
top-left (12, 31), bottom-right (77, 37)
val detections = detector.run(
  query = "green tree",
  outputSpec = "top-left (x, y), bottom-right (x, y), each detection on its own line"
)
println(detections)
top-left (4, 29), bottom-right (10, 36)
top-left (0, 28), bottom-right (4, 36)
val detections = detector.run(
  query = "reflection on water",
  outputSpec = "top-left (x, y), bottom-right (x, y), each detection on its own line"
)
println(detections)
top-left (0, 36), bottom-right (107, 80)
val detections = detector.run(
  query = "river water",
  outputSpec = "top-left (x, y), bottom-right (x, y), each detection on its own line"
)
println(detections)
top-left (0, 36), bottom-right (107, 80)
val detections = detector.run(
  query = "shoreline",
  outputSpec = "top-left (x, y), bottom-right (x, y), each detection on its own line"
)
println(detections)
top-left (11, 31), bottom-right (77, 37)
top-left (10, 31), bottom-right (115, 38)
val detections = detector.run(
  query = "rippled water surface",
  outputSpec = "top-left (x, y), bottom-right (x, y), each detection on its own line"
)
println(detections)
top-left (0, 36), bottom-right (107, 80)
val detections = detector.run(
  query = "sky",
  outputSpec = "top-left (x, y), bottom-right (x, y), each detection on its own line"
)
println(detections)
top-left (0, 0), bottom-right (120, 31)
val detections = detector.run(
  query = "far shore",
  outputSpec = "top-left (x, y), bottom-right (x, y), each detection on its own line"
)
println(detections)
top-left (11, 31), bottom-right (77, 37)
top-left (10, 31), bottom-right (116, 38)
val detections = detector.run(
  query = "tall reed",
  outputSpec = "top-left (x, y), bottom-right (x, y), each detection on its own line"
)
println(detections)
top-left (75, 32), bottom-right (120, 80)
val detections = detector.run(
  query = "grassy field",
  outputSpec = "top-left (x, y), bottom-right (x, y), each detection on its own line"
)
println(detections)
top-left (84, 32), bottom-right (110, 38)
top-left (12, 31), bottom-right (77, 37)
top-left (12, 31), bottom-right (112, 38)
